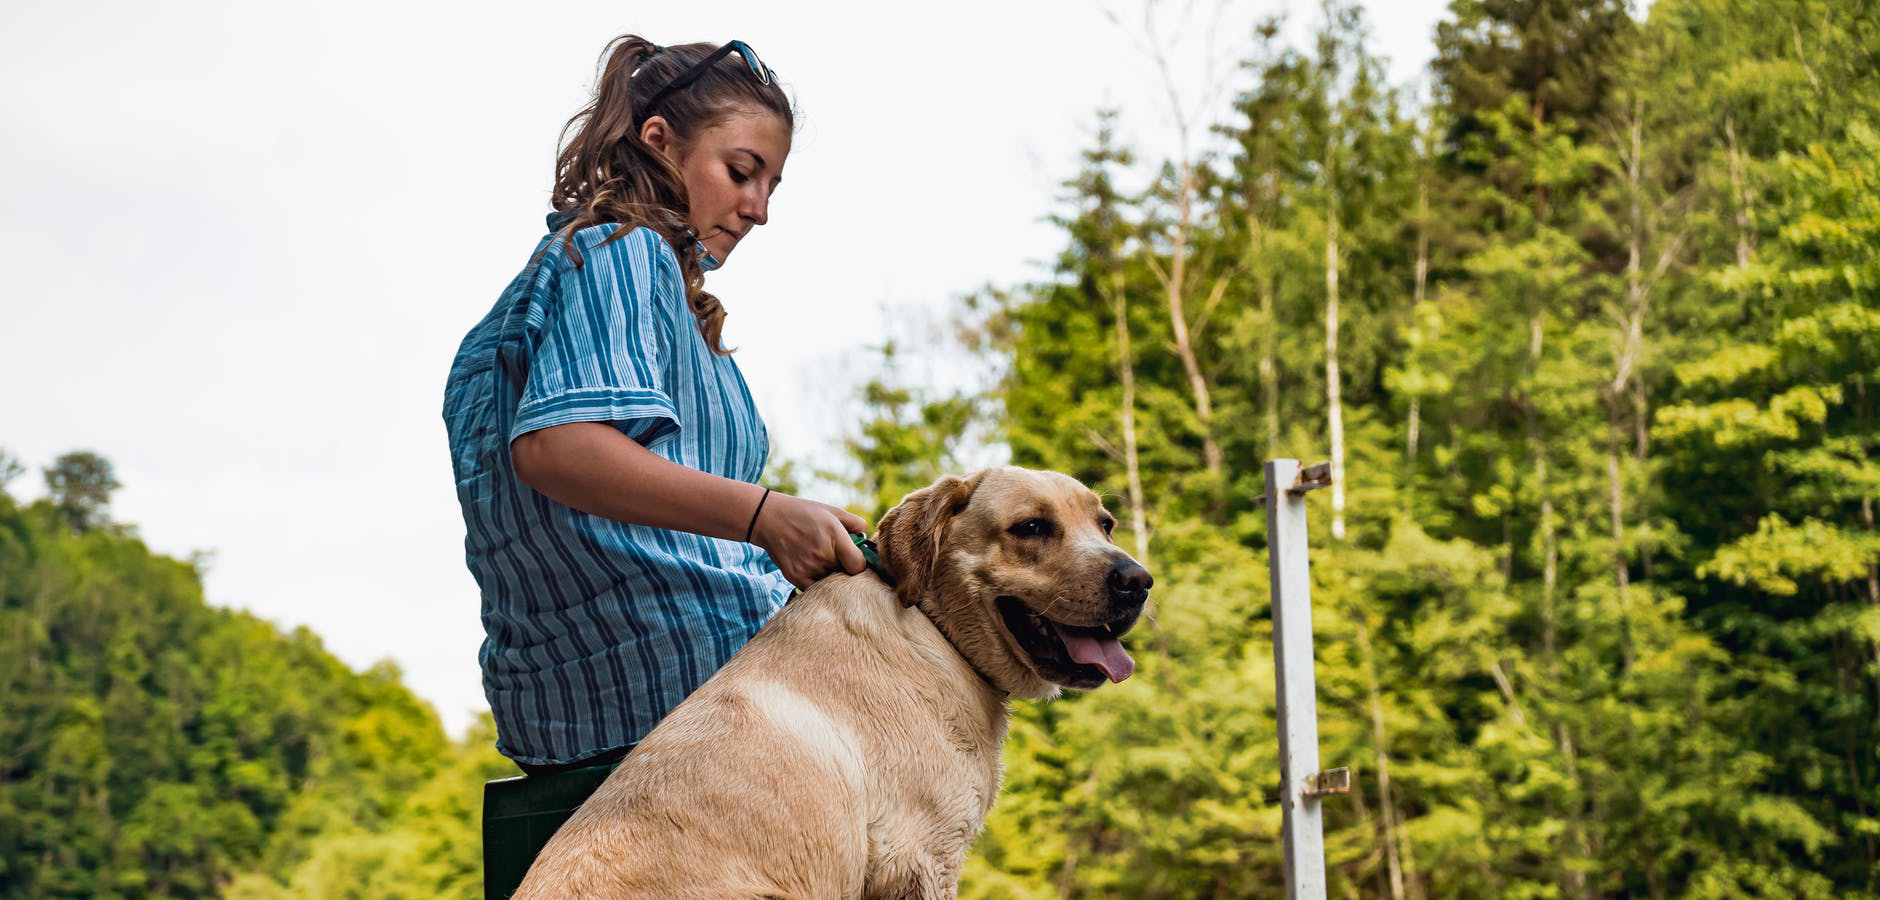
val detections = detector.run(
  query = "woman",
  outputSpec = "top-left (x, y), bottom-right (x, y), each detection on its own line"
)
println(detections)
top-left (444, 35), bottom-right (866, 775)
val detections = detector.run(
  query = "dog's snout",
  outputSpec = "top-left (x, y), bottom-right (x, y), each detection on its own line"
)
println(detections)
top-left (1106, 560), bottom-right (1153, 605)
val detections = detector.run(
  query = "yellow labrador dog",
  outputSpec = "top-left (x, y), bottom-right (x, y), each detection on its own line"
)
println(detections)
top-left (514, 466), bottom-right (1152, 899)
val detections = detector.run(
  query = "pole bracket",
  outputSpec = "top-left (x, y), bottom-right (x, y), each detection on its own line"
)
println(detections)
top-left (1304, 767), bottom-right (1351, 798)
top-left (1254, 461), bottom-right (1335, 505)
top-left (1289, 462), bottom-right (1333, 495)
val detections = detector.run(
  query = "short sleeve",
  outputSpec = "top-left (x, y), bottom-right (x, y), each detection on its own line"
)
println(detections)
top-left (511, 226), bottom-right (683, 448)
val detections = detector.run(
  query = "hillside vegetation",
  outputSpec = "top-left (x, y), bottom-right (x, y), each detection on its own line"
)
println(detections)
top-left (870, 0), bottom-right (1879, 895)
top-left (0, 470), bottom-right (513, 899)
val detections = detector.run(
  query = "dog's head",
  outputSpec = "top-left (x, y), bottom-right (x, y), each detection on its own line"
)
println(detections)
top-left (875, 467), bottom-right (1153, 699)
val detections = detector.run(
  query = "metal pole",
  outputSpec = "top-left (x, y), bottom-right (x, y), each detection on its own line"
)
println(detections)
top-left (1264, 459), bottom-right (1340, 900)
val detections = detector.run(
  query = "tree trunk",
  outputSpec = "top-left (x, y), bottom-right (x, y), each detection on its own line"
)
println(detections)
top-left (1725, 113), bottom-right (1754, 269)
top-left (1538, 451), bottom-right (1559, 659)
top-left (1866, 493), bottom-right (1880, 715)
top-left (1501, 514), bottom-right (1515, 590)
top-left (1607, 433), bottom-right (1634, 674)
top-left (1262, 273), bottom-right (1280, 461)
top-left (1326, 206), bottom-right (1348, 540)
top-left (1161, 160), bottom-right (1223, 492)
top-left (1859, 481), bottom-right (1880, 868)
top-left (1112, 271), bottom-right (1150, 565)
top-left (1866, 495), bottom-right (1878, 607)
top-left (1527, 77), bottom-right (1560, 664)
top-left (1611, 110), bottom-right (1646, 676)
top-left (1359, 618), bottom-right (1411, 900)
top-left (1135, 1), bottom-right (1225, 516)
top-left (1530, 313), bottom-right (1558, 658)
top-left (1558, 723), bottom-right (1592, 900)
top-left (1407, 167), bottom-right (1430, 462)
top-left (1252, 215), bottom-right (1281, 460)
top-left (1489, 658), bottom-right (1527, 727)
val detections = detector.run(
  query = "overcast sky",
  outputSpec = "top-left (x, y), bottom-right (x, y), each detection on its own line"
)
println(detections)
top-left (2, 0), bottom-right (1446, 733)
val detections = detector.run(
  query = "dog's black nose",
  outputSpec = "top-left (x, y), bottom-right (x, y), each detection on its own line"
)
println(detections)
top-left (1106, 560), bottom-right (1153, 606)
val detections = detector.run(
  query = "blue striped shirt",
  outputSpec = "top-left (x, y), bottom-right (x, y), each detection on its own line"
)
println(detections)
top-left (444, 217), bottom-right (789, 765)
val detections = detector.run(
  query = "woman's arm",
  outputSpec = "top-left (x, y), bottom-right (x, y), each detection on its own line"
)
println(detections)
top-left (510, 421), bottom-right (867, 588)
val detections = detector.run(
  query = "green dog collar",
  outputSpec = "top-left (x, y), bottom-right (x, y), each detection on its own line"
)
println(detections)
top-left (852, 533), bottom-right (892, 585)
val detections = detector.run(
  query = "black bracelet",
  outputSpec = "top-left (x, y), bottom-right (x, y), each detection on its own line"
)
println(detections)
top-left (743, 488), bottom-right (771, 543)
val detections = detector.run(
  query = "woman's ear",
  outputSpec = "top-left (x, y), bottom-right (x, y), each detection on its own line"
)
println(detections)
top-left (875, 473), bottom-right (982, 608)
top-left (639, 115), bottom-right (675, 160)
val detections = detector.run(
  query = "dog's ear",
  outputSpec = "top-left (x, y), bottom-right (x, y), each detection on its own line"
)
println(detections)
top-left (876, 473), bottom-right (982, 608)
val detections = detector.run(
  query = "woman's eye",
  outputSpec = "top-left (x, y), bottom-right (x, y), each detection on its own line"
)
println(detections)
top-left (728, 167), bottom-right (750, 183)
top-left (1009, 518), bottom-right (1053, 538)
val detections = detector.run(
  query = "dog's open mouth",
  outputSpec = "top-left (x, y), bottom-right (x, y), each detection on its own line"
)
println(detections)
top-left (995, 596), bottom-right (1137, 684)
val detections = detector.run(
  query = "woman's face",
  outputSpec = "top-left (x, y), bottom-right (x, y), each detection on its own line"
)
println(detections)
top-left (645, 108), bottom-right (792, 266)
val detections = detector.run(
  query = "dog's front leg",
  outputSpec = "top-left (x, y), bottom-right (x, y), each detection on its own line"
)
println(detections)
top-left (864, 854), bottom-right (956, 900)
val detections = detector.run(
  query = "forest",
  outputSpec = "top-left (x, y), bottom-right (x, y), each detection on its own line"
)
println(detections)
top-left (4, 0), bottom-right (1878, 896)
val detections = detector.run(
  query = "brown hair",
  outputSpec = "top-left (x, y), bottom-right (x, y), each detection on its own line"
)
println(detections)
top-left (550, 36), bottom-right (794, 354)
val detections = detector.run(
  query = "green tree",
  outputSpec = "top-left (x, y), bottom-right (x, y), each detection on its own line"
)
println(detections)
top-left (41, 450), bottom-right (121, 533)
top-left (959, 0), bottom-right (1880, 897)
top-left (0, 449), bottom-right (24, 492)
top-left (837, 342), bottom-right (982, 522)
top-left (995, 108), bottom-right (1211, 539)
top-left (1654, 119), bottom-right (1880, 889)
top-left (0, 484), bottom-right (473, 899)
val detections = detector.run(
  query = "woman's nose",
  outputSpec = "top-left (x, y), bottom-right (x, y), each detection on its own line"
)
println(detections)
top-left (742, 188), bottom-right (769, 226)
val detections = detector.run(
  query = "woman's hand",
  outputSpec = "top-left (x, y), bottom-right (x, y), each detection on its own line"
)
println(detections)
top-left (749, 492), bottom-right (869, 589)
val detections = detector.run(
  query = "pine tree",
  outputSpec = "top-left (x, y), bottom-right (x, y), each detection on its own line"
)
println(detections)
top-left (1655, 119), bottom-right (1880, 889)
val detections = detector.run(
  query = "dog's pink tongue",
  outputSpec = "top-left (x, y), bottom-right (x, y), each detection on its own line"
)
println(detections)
top-left (1055, 627), bottom-right (1135, 683)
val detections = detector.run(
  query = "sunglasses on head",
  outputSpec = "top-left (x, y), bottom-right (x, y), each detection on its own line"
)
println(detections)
top-left (645, 40), bottom-right (776, 113)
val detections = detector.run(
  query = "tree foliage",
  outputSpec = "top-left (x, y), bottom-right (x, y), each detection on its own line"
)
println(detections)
top-left (41, 450), bottom-right (122, 534)
top-left (0, 454), bottom-right (509, 899)
top-left (919, 0), bottom-right (1880, 896)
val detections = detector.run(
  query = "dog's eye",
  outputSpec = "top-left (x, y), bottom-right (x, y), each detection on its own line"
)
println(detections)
top-left (1099, 518), bottom-right (1116, 535)
top-left (1008, 518), bottom-right (1054, 538)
